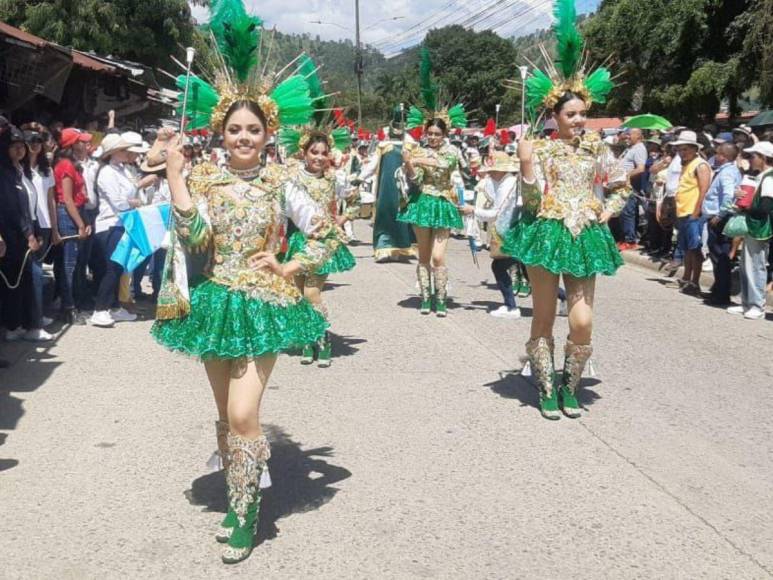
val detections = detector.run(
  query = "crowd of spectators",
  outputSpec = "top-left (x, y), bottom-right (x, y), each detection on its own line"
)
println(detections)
top-left (603, 123), bottom-right (773, 319)
top-left (1, 109), bottom-right (770, 367)
top-left (0, 113), bottom-right (195, 366)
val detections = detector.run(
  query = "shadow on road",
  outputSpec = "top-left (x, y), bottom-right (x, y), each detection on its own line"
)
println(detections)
top-left (396, 296), bottom-right (464, 311)
top-left (328, 333), bottom-right (367, 357)
top-left (185, 424), bottom-right (351, 545)
top-left (485, 369), bottom-right (601, 410)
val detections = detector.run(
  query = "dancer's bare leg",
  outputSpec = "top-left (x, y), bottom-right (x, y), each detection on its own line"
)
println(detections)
top-left (227, 356), bottom-right (277, 439)
top-left (527, 266), bottom-right (559, 339)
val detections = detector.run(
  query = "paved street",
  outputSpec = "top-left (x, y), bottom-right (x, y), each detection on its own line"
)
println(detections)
top-left (1, 220), bottom-right (773, 579)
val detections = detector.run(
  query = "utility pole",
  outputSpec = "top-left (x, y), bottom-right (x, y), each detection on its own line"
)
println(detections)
top-left (354, 0), bottom-right (363, 126)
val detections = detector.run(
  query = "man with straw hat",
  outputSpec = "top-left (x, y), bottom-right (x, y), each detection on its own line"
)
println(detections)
top-left (460, 151), bottom-right (523, 318)
top-left (670, 130), bottom-right (712, 296)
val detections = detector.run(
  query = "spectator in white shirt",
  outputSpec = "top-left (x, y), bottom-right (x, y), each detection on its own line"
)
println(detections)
top-left (89, 135), bottom-right (154, 327)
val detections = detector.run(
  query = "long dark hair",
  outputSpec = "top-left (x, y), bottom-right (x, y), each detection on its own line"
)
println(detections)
top-left (552, 90), bottom-right (588, 113)
top-left (0, 132), bottom-right (27, 173)
top-left (302, 131), bottom-right (330, 154)
top-left (222, 99), bottom-right (269, 131)
top-left (425, 118), bottom-right (448, 135)
top-left (23, 142), bottom-right (51, 179)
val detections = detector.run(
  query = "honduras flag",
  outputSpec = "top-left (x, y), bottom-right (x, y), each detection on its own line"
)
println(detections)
top-left (111, 203), bottom-right (171, 273)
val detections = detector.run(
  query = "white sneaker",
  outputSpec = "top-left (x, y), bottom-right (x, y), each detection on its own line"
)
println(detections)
top-left (558, 300), bottom-right (568, 317)
top-left (5, 328), bottom-right (24, 342)
top-left (89, 310), bottom-right (115, 327)
top-left (23, 328), bottom-right (54, 342)
top-left (744, 307), bottom-right (766, 320)
top-left (490, 306), bottom-right (521, 319)
top-left (726, 305), bottom-right (745, 315)
top-left (110, 308), bottom-right (137, 322)
top-left (41, 316), bottom-right (54, 328)
top-left (500, 307), bottom-right (522, 319)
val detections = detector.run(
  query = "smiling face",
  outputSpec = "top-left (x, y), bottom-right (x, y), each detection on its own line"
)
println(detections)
top-left (223, 106), bottom-right (268, 169)
top-left (304, 139), bottom-right (330, 175)
top-left (553, 97), bottom-right (587, 139)
top-left (426, 124), bottom-right (445, 149)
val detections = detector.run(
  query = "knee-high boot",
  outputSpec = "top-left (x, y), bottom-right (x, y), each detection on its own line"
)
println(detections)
top-left (525, 337), bottom-right (560, 420)
top-left (433, 266), bottom-right (448, 317)
top-left (559, 339), bottom-right (593, 418)
top-left (214, 420), bottom-right (237, 543)
top-left (417, 264), bottom-right (432, 314)
top-left (221, 433), bottom-right (271, 564)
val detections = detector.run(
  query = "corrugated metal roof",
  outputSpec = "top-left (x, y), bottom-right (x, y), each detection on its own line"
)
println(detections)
top-left (0, 21), bottom-right (117, 73)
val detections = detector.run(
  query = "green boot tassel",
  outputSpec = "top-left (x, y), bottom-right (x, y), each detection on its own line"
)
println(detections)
top-left (417, 264), bottom-right (432, 314)
top-left (317, 332), bottom-right (332, 368)
top-left (526, 337), bottom-right (560, 420)
top-left (434, 266), bottom-right (449, 318)
top-left (221, 433), bottom-right (271, 564)
top-left (559, 340), bottom-right (592, 419)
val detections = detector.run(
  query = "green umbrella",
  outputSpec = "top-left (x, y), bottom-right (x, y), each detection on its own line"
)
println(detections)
top-left (621, 114), bottom-right (673, 131)
top-left (748, 110), bottom-right (773, 127)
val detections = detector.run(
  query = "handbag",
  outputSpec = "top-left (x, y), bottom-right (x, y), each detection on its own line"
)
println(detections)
top-left (722, 214), bottom-right (748, 238)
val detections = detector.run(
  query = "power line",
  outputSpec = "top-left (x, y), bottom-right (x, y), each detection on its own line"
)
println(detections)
top-left (377, 0), bottom-right (523, 53)
top-left (369, 0), bottom-right (462, 48)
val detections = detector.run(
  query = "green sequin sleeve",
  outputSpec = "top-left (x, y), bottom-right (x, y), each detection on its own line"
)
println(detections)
top-left (283, 183), bottom-right (342, 273)
top-left (173, 205), bottom-right (210, 251)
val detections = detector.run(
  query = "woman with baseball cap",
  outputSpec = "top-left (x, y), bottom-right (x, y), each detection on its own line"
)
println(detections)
top-left (52, 127), bottom-right (92, 323)
top-left (0, 126), bottom-right (49, 341)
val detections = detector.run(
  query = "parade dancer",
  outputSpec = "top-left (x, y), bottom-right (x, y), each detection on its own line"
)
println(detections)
top-left (355, 108), bottom-right (417, 262)
top-left (399, 49), bottom-right (468, 316)
top-left (279, 123), bottom-right (356, 367)
top-left (150, 1), bottom-right (340, 563)
top-left (502, 0), bottom-right (630, 419)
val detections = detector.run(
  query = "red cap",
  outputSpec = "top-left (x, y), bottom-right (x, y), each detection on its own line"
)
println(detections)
top-left (59, 128), bottom-right (93, 149)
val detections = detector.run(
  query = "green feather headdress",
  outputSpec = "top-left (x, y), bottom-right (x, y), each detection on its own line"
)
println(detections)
top-left (277, 55), bottom-right (350, 156)
top-left (521, 0), bottom-right (615, 113)
top-left (405, 48), bottom-right (467, 130)
top-left (173, 0), bottom-right (315, 133)
top-left (278, 126), bottom-right (351, 156)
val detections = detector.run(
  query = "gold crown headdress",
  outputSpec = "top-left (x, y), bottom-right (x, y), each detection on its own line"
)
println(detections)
top-left (405, 48), bottom-right (467, 131)
top-left (169, 0), bottom-right (318, 133)
top-left (514, 0), bottom-right (615, 113)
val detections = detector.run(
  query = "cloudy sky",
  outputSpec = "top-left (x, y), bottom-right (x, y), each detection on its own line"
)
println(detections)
top-left (191, 0), bottom-right (600, 56)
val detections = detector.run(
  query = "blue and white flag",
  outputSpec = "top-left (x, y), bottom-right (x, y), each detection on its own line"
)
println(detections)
top-left (111, 203), bottom-right (171, 273)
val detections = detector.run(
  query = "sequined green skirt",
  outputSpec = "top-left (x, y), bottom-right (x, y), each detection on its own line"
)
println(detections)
top-left (151, 278), bottom-right (329, 360)
top-left (398, 193), bottom-right (463, 230)
top-left (502, 215), bottom-right (623, 277)
top-left (285, 231), bottom-right (356, 275)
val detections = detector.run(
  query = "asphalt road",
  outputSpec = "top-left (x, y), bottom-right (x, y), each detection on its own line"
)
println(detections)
top-left (1, 220), bottom-right (772, 579)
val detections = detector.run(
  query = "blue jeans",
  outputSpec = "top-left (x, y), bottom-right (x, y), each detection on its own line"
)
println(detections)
top-left (94, 226), bottom-right (125, 311)
top-left (740, 236), bottom-right (770, 310)
top-left (707, 220), bottom-right (731, 302)
top-left (31, 228), bottom-right (51, 323)
top-left (54, 205), bottom-right (80, 311)
top-left (491, 257), bottom-right (517, 310)
top-left (620, 195), bottom-right (639, 243)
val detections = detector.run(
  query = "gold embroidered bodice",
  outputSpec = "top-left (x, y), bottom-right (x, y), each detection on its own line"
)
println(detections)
top-left (175, 163), bottom-right (339, 305)
top-left (409, 144), bottom-right (460, 203)
top-left (523, 134), bottom-right (630, 237)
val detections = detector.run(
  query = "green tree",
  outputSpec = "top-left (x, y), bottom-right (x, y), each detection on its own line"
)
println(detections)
top-left (0, 0), bottom-right (200, 70)
top-left (582, 0), bottom-right (763, 123)
top-left (421, 26), bottom-right (518, 123)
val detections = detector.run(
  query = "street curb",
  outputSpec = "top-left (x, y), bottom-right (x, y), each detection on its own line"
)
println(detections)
top-left (620, 249), bottom-right (715, 288)
top-left (620, 249), bottom-right (773, 308)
